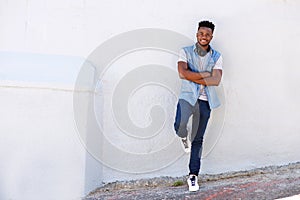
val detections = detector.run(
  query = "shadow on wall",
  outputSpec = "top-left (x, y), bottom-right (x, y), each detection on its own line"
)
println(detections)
top-left (0, 51), bottom-right (102, 199)
top-left (73, 29), bottom-right (227, 195)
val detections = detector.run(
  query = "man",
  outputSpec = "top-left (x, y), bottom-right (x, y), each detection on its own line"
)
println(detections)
top-left (174, 20), bottom-right (223, 192)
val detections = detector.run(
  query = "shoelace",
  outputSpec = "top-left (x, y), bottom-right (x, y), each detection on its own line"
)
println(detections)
top-left (190, 176), bottom-right (196, 185)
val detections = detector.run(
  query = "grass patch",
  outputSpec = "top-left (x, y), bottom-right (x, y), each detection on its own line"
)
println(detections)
top-left (172, 180), bottom-right (184, 187)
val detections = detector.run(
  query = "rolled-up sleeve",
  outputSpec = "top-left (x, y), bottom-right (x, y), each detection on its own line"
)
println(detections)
top-left (214, 55), bottom-right (223, 70)
top-left (178, 49), bottom-right (187, 62)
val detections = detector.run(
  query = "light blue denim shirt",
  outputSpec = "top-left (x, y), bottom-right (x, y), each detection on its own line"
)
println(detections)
top-left (178, 44), bottom-right (222, 109)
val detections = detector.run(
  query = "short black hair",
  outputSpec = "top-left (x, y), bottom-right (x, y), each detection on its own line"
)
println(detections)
top-left (198, 21), bottom-right (215, 33)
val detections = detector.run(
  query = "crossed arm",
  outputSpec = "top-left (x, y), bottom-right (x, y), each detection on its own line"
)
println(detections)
top-left (178, 61), bottom-right (222, 86)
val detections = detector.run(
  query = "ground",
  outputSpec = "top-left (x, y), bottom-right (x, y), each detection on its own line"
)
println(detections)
top-left (84, 162), bottom-right (300, 200)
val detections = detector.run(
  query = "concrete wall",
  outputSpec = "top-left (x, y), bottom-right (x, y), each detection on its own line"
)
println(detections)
top-left (1, 0), bottom-right (300, 199)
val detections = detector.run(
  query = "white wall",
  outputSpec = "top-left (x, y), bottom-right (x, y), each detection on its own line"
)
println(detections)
top-left (1, 0), bottom-right (300, 199)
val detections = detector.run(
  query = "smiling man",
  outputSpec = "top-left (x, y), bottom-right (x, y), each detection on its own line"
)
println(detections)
top-left (174, 20), bottom-right (223, 192)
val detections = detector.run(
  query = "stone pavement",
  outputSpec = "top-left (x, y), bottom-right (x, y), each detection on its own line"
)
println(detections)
top-left (84, 162), bottom-right (300, 200)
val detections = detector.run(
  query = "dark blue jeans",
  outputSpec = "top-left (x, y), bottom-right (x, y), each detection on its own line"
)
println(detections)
top-left (174, 99), bottom-right (211, 176)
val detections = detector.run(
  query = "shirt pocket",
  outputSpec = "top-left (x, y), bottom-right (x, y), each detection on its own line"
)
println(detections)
top-left (180, 80), bottom-right (193, 92)
top-left (206, 59), bottom-right (216, 72)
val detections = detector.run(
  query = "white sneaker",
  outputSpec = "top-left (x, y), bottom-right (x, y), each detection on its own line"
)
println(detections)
top-left (187, 175), bottom-right (199, 192)
top-left (181, 137), bottom-right (191, 153)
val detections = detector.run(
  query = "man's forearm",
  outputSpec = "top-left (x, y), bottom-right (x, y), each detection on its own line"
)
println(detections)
top-left (178, 61), bottom-right (211, 81)
top-left (192, 69), bottom-right (222, 86)
top-left (192, 76), bottom-right (220, 86)
top-left (179, 70), bottom-right (211, 81)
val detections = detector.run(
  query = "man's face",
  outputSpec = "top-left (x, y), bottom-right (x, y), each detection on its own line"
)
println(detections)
top-left (196, 27), bottom-right (213, 47)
